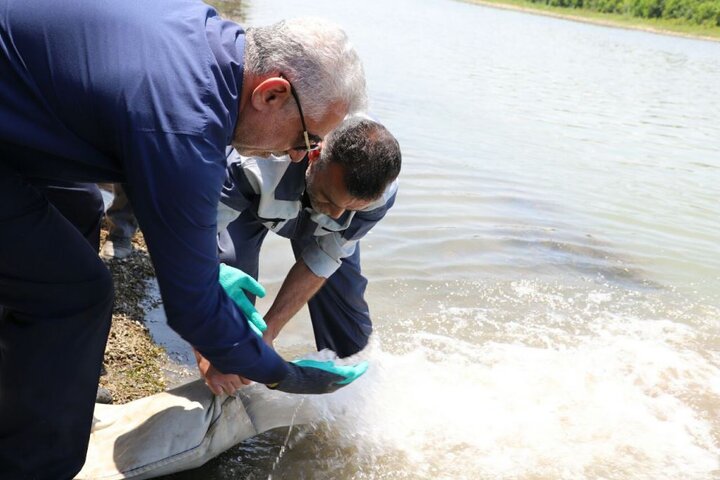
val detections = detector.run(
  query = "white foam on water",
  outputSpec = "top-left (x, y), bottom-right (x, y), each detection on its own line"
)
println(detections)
top-left (298, 283), bottom-right (720, 480)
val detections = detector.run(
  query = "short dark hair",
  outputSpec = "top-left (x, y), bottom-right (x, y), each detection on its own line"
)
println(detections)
top-left (319, 117), bottom-right (401, 200)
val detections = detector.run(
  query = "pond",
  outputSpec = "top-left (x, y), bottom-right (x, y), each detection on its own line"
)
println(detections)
top-left (164, 0), bottom-right (720, 478)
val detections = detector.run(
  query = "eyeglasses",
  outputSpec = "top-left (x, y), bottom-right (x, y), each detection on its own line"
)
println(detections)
top-left (283, 75), bottom-right (322, 154)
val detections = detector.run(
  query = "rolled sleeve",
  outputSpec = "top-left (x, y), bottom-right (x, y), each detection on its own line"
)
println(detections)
top-left (301, 235), bottom-right (358, 278)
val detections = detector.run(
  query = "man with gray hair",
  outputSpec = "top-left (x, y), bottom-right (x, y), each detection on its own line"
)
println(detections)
top-left (0, 0), bottom-right (367, 477)
top-left (199, 118), bottom-right (401, 395)
top-left (232, 18), bottom-right (366, 160)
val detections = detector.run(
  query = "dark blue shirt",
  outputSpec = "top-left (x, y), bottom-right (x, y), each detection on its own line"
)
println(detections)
top-left (0, 0), bottom-right (288, 383)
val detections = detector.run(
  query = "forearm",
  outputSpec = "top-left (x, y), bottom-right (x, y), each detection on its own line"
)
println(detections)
top-left (264, 259), bottom-right (326, 340)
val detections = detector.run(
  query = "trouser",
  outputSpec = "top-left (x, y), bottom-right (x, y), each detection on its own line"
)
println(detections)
top-left (217, 209), bottom-right (372, 358)
top-left (104, 183), bottom-right (138, 240)
top-left (0, 161), bottom-right (113, 479)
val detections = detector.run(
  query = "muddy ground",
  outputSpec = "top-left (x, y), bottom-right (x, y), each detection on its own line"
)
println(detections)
top-left (99, 228), bottom-right (168, 404)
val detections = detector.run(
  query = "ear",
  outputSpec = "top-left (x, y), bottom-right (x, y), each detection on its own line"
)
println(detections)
top-left (307, 149), bottom-right (322, 163)
top-left (250, 76), bottom-right (292, 112)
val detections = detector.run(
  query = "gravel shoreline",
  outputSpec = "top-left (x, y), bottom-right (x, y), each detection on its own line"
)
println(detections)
top-left (99, 228), bottom-right (168, 404)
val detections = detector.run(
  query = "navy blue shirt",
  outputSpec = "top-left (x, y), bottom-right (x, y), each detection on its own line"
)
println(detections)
top-left (0, 0), bottom-right (288, 383)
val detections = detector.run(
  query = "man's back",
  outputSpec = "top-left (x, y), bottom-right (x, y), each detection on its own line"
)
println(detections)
top-left (0, 0), bottom-right (241, 181)
top-left (0, 0), bottom-right (286, 382)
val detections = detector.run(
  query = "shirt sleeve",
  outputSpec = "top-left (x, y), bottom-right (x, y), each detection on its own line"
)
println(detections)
top-left (120, 131), bottom-right (288, 384)
top-left (217, 155), bottom-right (260, 232)
top-left (302, 180), bottom-right (398, 278)
top-left (220, 155), bottom-right (259, 213)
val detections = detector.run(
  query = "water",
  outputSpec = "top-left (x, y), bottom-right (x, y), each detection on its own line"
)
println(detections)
top-left (163, 0), bottom-right (720, 478)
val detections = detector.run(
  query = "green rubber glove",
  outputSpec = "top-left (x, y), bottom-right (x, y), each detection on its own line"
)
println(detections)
top-left (292, 359), bottom-right (369, 386)
top-left (218, 263), bottom-right (267, 337)
top-left (268, 359), bottom-right (369, 394)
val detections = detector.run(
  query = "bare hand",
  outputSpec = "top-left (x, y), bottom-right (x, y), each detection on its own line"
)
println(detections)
top-left (194, 349), bottom-right (251, 395)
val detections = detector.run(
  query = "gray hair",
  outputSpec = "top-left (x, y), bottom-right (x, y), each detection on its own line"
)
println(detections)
top-left (244, 18), bottom-right (367, 119)
top-left (319, 117), bottom-right (401, 201)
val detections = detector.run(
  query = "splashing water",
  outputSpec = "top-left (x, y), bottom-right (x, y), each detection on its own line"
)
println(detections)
top-left (234, 280), bottom-right (720, 480)
top-left (267, 399), bottom-right (308, 479)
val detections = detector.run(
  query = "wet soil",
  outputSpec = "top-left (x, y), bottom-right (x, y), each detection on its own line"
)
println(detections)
top-left (99, 228), bottom-right (168, 404)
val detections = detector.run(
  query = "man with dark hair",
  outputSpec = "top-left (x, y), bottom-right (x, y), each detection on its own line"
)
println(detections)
top-left (206, 118), bottom-right (401, 391)
top-left (0, 0), bottom-right (369, 476)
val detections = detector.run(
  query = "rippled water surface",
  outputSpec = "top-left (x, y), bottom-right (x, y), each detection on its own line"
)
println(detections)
top-left (164, 0), bottom-right (720, 478)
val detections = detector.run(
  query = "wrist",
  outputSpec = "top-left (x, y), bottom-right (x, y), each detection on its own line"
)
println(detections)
top-left (263, 318), bottom-right (283, 340)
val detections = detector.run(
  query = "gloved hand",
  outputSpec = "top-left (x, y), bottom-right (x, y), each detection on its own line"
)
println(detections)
top-left (218, 263), bottom-right (267, 337)
top-left (268, 358), bottom-right (369, 394)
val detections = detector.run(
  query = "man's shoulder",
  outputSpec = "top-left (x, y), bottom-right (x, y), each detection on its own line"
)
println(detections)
top-left (227, 154), bottom-right (299, 194)
top-left (110, 1), bottom-right (241, 136)
top-left (359, 179), bottom-right (399, 213)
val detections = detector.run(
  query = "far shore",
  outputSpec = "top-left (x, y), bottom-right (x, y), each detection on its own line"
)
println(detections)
top-left (460, 0), bottom-right (720, 43)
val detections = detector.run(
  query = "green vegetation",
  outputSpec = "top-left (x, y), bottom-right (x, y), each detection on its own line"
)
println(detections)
top-left (464, 0), bottom-right (720, 39)
top-left (534, 0), bottom-right (720, 25)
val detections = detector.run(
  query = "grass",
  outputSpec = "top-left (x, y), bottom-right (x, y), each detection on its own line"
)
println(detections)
top-left (460, 0), bottom-right (720, 41)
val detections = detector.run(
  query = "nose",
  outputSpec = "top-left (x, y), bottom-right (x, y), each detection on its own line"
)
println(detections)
top-left (288, 150), bottom-right (307, 163)
top-left (326, 205), bottom-right (345, 219)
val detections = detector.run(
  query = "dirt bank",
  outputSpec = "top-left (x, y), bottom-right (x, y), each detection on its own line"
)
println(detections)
top-left (99, 228), bottom-right (168, 404)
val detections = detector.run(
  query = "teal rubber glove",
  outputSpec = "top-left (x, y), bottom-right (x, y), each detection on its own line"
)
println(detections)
top-left (269, 359), bottom-right (369, 394)
top-left (293, 359), bottom-right (368, 385)
top-left (218, 263), bottom-right (267, 337)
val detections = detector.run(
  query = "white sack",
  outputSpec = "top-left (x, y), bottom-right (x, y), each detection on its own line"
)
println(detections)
top-left (76, 379), bottom-right (315, 479)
